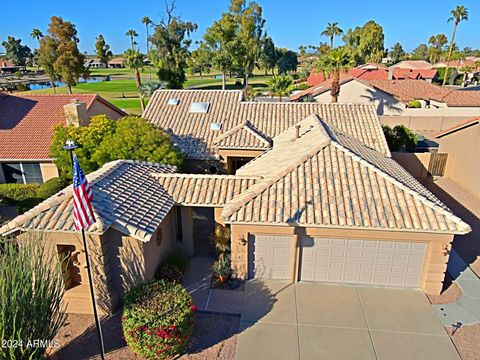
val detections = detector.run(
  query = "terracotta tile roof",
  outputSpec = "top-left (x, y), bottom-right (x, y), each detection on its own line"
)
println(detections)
top-left (368, 80), bottom-right (480, 106)
top-left (0, 60), bottom-right (16, 67)
top-left (0, 93), bottom-right (125, 160)
top-left (144, 90), bottom-right (390, 158)
top-left (152, 173), bottom-right (259, 206)
top-left (0, 161), bottom-right (176, 241)
top-left (212, 121), bottom-right (272, 150)
top-left (436, 116), bottom-right (480, 138)
top-left (290, 75), bottom-right (354, 101)
top-left (222, 115), bottom-right (470, 234)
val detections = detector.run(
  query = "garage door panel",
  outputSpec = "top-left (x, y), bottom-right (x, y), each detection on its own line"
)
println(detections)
top-left (300, 237), bottom-right (427, 287)
top-left (250, 234), bottom-right (293, 280)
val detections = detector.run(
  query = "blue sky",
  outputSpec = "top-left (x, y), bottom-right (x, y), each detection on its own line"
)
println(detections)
top-left (1, 0), bottom-right (479, 55)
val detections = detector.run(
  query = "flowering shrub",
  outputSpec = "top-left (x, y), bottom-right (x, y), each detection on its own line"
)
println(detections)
top-left (122, 280), bottom-right (195, 359)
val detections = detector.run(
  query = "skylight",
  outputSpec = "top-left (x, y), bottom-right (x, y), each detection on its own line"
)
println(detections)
top-left (167, 98), bottom-right (179, 106)
top-left (189, 102), bottom-right (210, 114)
top-left (210, 122), bottom-right (222, 131)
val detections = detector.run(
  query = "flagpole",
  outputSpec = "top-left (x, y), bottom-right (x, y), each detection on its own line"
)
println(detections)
top-left (64, 140), bottom-right (106, 360)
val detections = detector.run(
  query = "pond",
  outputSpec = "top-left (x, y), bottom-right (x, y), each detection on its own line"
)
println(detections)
top-left (28, 76), bottom-right (105, 90)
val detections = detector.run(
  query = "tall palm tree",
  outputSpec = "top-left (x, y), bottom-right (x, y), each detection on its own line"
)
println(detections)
top-left (321, 22), bottom-right (343, 49)
top-left (442, 5), bottom-right (468, 86)
top-left (316, 47), bottom-right (354, 103)
top-left (30, 28), bottom-right (44, 45)
top-left (125, 29), bottom-right (139, 50)
top-left (141, 16), bottom-right (153, 80)
top-left (124, 48), bottom-right (146, 111)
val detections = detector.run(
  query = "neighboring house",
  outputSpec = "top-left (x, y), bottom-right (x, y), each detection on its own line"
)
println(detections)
top-left (292, 79), bottom-right (480, 118)
top-left (0, 111), bottom-right (470, 314)
top-left (0, 93), bottom-right (126, 184)
top-left (108, 57), bottom-right (125, 68)
top-left (142, 90), bottom-right (390, 174)
top-left (85, 58), bottom-right (105, 69)
top-left (0, 59), bottom-right (26, 75)
top-left (433, 57), bottom-right (479, 70)
top-left (389, 60), bottom-right (433, 70)
top-left (436, 117), bottom-right (480, 200)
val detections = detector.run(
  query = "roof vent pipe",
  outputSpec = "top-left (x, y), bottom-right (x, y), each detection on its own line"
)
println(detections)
top-left (295, 124), bottom-right (301, 140)
top-left (388, 67), bottom-right (394, 80)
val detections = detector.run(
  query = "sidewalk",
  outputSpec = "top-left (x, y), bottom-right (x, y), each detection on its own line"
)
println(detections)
top-left (433, 250), bottom-right (480, 326)
top-left (182, 257), bottom-right (244, 315)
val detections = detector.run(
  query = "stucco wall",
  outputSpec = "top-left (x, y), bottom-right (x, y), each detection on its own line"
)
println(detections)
top-left (231, 224), bottom-right (454, 295)
top-left (381, 115), bottom-right (474, 135)
top-left (87, 100), bottom-right (125, 120)
top-left (40, 162), bottom-right (59, 182)
top-left (313, 80), bottom-right (405, 116)
top-left (438, 124), bottom-right (480, 199)
top-left (392, 152), bottom-right (431, 179)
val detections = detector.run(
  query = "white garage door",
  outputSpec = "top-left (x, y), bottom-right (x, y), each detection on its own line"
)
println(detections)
top-left (249, 234), bottom-right (293, 279)
top-left (300, 238), bottom-right (427, 287)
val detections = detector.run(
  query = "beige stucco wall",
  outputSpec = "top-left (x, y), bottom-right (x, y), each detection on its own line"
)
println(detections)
top-left (438, 124), bottom-right (480, 199)
top-left (87, 100), bottom-right (125, 120)
top-left (313, 80), bottom-right (405, 116)
top-left (392, 152), bottom-right (431, 179)
top-left (230, 223), bottom-right (454, 295)
top-left (381, 115), bottom-right (474, 135)
top-left (40, 162), bottom-right (59, 182)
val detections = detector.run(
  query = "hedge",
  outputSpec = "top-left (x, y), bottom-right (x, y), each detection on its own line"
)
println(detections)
top-left (122, 280), bottom-right (195, 359)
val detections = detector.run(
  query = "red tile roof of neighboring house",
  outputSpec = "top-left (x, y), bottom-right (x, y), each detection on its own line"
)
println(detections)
top-left (390, 60), bottom-right (433, 70)
top-left (434, 58), bottom-right (480, 69)
top-left (291, 74), bottom-right (354, 101)
top-left (0, 93), bottom-right (125, 160)
top-left (436, 116), bottom-right (480, 138)
top-left (0, 59), bottom-right (16, 68)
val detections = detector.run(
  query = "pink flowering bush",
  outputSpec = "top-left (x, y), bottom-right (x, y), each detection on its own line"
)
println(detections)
top-left (122, 280), bottom-right (195, 359)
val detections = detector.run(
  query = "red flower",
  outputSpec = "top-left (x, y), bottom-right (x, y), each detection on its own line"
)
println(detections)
top-left (190, 304), bottom-right (197, 312)
top-left (169, 324), bottom-right (175, 331)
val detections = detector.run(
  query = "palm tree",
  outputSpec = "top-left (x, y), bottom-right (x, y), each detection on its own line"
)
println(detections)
top-left (124, 48), bottom-right (146, 111)
top-left (30, 28), bottom-right (44, 45)
top-left (321, 22), bottom-right (343, 49)
top-left (316, 47), bottom-right (354, 103)
top-left (443, 5), bottom-right (468, 86)
top-left (125, 29), bottom-right (139, 50)
top-left (267, 75), bottom-right (294, 103)
top-left (141, 16), bottom-right (153, 80)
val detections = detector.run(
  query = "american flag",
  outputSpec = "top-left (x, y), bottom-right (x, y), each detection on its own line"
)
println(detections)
top-left (72, 154), bottom-right (96, 230)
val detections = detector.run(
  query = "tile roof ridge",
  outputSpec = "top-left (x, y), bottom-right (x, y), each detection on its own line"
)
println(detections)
top-left (150, 173), bottom-right (260, 180)
top-left (242, 121), bottom-right (272, 145)
top-left (330, 141), bottom-right (470, 233)
top-left (212, 121), bottom-right (249, 144)
top-left (222, 139), bottom-right (331, 220)
top-left (436, 116), bottom-right (480, 138)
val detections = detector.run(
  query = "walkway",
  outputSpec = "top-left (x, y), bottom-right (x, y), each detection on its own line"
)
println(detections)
top-left (433, 250), bottom-right (480, 326)
top-left (181, 256), bottom-right (244, 315)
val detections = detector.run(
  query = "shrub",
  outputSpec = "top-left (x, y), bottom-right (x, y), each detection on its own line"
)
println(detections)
top-left (0, 233), bottom-right (66, 360)
top-left (407, 100), bottom-right (421, 108)
top-left (122, 280), bottom-right (195, 359)
top-left (212, 256), bottom-right (232, 283)
top-left (382, 124), bottom-right (417, 152)
top-left (155, 252), bottom-right (189, 283)
top-left (0, 184), bottom-right (40, 204)
top-left (36, 177), bottom-right (66, 199)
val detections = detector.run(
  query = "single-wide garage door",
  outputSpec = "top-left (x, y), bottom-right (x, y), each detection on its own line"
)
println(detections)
top-left (249, 234), bottom-right (293, 279)
top-left (300, 238), bottom-right (427, 287)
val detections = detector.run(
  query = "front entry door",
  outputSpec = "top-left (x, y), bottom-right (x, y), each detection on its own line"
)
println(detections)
top-left (193, 208), bottom-right (216, 257)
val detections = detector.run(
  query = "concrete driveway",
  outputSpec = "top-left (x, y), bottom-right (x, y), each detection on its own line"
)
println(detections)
top-left (236, 280), bottom-right (460, 360)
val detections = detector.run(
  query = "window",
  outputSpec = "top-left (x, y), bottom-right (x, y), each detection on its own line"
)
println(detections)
top-left (168, 98), bottom-right (179, 106)
top-left (2, 162), bottom-right (43, 184)
top-left (174, 207), bottom-right (183, 242)
top-left (189, 102), bottom-right (210, 114)
top-left (57, 244), bottom-right (81, 290)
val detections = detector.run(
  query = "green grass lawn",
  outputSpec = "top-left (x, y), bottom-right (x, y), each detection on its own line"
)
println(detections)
top-left (21, 73), bottom-right (273, 114)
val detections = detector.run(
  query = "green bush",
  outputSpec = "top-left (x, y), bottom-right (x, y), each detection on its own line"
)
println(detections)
top-left (407, 100), bottom-right (421, 108)
top-left (122, 280), bottom-right (195, 359)
top-left (36, 177), bottom-right (66, 199)
top-left (382, 125), bottom-right (417, 152)
top-left (0, 184), bottom-right (40, 204)
top-left (155, 252), bottom-right (189, 283)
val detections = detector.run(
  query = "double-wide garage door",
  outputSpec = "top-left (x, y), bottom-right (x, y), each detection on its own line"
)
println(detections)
top-left (250, 235), bottom-right (427, 287)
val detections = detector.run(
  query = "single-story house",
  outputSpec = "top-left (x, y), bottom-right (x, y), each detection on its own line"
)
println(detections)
top-left (108, 57), bottom-right (125, 68)
top-left (142, 89), bottom-right (390, 174)
top-left (436, 116), bottom-right (480, 200)
top-left (291, 78), bottom-right (480, 116)
top-left (85, 58), bottom-right (106, 68)
top-left (0, 93), bottom-right (126, 184)
top-left (389, 60), bottom-right (433, 70)
top-left (0, 59), bottom-right (26, 75)
top-left (1, 92), bottom-right (471, 315)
